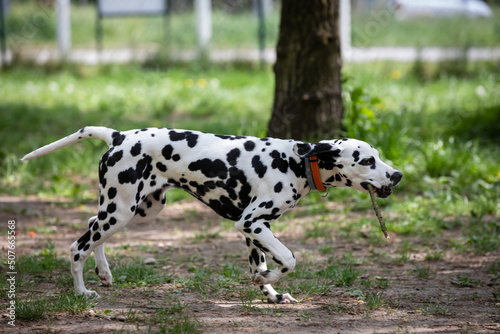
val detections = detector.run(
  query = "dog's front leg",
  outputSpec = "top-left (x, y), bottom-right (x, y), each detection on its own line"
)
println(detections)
top-left (236, 216), bottom-right (297, 304)
top-left (244, 236), bottom-right (297, 304)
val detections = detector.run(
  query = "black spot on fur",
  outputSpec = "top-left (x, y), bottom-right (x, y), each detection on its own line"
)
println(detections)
top-left (77, 230), bottom-right (91, 250)
top-left (244, 141), bottom-right (255, 151)
top-left (252, 239), bottom-right (270, 253)
top-left (106, 203), bottom-right (116, 213)
top-left (251, 248), bottom-right (260, 266)
top-left (98, 162), bottom-right (108, 188)
top-left (169, 130), bottom-right (199, 148)
top-left (98, 211), bottom-right (107, 221)
top-left (251, 155), bottom-right (267, 178)
top-left (108, 187), bottom-right (117, 199)
top-left (112, 131), bottom-right (126, 146)
top-left (118, 155), bottom-right (153, 184)
top-left (207, 196), bottom-right (243, 221)
top-left (107, 150), bottom-right (123, 167)
top-left (92, 232), bottom-right (101, 242)
top-left (118, 168), bottom-right (137, 184)
top-left (270, 150), bottom-right (289, 173)
top-left (188, 158), bottom-right (228, 179)
top-left (162, 145), bottom-right (174, 160)
top-left (156, 162), bottom-right (167, 172)
top-left (74, 254), bottom-right (80, 262)
top-left (352, 150), bottom-right (360, 162)
top-left (226, 148), bottom-right (240, 166)
top-left (274, 182), bottom-right (283, 193)
top-left (131, 142), bottom-right (142, 156)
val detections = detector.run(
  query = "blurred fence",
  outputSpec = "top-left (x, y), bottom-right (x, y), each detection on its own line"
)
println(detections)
top-left (0, 0), bottom-right (499, 65)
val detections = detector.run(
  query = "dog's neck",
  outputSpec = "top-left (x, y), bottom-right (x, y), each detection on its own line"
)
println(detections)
top-left (305, 154), bottom-right (350, 191)
top-left (304, 156), bottom-right (326, 192)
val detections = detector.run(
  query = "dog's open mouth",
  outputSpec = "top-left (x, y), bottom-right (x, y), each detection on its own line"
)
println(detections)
top-left (361, 182), bottom-right (393, 198)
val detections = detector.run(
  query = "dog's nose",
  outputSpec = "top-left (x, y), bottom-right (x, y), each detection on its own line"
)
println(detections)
top-left (390, 171), bottom-right (403, 185)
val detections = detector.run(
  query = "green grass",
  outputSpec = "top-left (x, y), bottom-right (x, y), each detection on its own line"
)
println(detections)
top-left (112, 258), bottom-right (173, 287)
top-left (17, 240), bottom-right (68, 273)
top-left (421, 300), bottom-right (450, 315)
top-left (16, 292), bottom-right (96, 320)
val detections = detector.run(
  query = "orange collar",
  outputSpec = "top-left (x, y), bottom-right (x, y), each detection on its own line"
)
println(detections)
top-left (305, 155), bottom-right (326, 192)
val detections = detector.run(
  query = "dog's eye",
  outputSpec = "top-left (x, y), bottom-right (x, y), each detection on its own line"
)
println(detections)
top-left (359, 157), bottom-right (375, 166)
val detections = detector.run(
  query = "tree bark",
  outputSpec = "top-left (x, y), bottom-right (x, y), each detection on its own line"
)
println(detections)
top-left (267, 0), bottom-right (344, 140)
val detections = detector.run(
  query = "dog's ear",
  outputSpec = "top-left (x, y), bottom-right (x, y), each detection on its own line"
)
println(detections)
top-left (293, 142), bottom-right (339, 158)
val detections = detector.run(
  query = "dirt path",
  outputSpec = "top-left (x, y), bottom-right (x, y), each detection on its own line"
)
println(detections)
top-left (1, 196), bottom-right (499, 333)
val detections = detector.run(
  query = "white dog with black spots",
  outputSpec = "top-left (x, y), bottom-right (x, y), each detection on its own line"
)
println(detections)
top-left (22, 126), bottom-right (402, 304)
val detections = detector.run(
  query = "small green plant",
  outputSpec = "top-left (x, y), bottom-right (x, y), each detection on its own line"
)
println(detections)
top-left (425, 249), bottom-right (444, 261)
top-left (192, 229), bottom-right (222, 243)
top-left (489, 262), bottom-right (500, 280)
top-left (493, 291), bottom-right (500, 302)
top-left (288, 279), bottom-right (331, 302)
top-left (322, 302), bottom-right (353, 314)
top-left (304, 221), bottom-right (333, 239)
top-left (451, 275), bottom-right (481, 288)
top-left (376, 277), bottom-right (390, 289)
top-left (239, 288), bottom-right (262, 310)
top-left (365, 292), bottom-right (384, 310)
top-left (317, 265), bottom-right (359, 287)
top-left (17, 240), bottom-right (68, 273)
top-left (112, 259), bottom-right (172, 287)
top-left (182, 268), bottom-right (222, 301)
top-left (466, 211), bottom-right (500, 253)
top-left (422, 300), bottom-right (449, 315)
top-left (16, 297), bottom-right (47, 321)
top-left (149, 295), bottom-right (202, 334)
top-left (414, 265), bottom-right (432, 279)
top-left (318, 244), bottom-right (334, 255)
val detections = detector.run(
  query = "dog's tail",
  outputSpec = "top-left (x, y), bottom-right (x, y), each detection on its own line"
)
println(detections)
top-left (21, 126), bottom-right (118, 161)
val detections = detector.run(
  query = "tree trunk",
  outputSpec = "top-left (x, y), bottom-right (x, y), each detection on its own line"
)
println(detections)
top-left (267, 0), bottom-right (344, 140)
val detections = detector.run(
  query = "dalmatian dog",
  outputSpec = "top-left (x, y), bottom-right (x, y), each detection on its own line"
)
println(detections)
top-left (22, 126), bottom-right (402, 304)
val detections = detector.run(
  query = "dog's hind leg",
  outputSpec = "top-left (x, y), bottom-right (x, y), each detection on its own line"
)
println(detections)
top-left (91, 189), bottom-right (168, 289)
top-left (85, 216), bottom-right (112, 287)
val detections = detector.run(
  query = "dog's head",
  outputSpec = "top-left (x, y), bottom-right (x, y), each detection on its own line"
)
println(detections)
top-left (293, 139), bottom-right (402, 198)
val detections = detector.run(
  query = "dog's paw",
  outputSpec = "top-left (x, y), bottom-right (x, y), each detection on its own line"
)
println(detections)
top-left (98, 271), bottom-right (113, 287)
top-left (95, 266), bottom-right (113, 286)
top-left (77, 289), bottom-right (101, 299)
top-left (99, 275), bottom-right (113, 287)
top-left (268, 293), bottom-right (297, 304)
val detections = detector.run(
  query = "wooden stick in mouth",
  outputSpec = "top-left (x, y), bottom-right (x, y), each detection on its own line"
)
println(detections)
top-left (367, 184), bottom-right (390, 240)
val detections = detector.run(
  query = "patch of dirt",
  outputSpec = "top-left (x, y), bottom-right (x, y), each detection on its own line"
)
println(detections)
top-left (1, 196), bottom-right (499, 333)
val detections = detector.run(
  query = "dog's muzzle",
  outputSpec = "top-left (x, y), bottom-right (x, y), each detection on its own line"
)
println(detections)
top-left (361, 171), bottom-right (403, 199)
